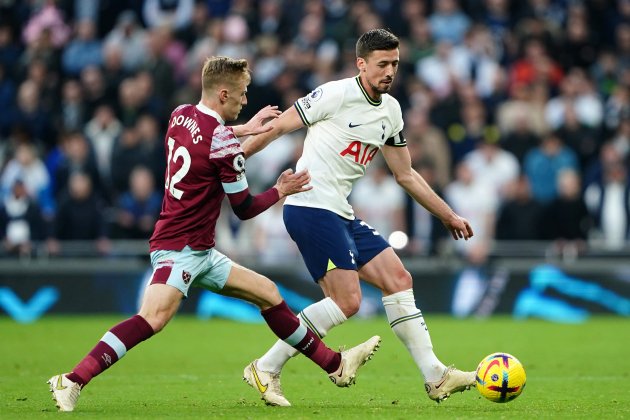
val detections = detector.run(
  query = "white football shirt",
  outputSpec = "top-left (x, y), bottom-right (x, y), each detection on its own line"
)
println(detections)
top-left (285, 76), bottom-right (405, 219)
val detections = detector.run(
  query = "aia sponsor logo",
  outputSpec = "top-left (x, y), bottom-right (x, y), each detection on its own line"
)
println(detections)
top-left (340, 141), bottom-right (379, 166)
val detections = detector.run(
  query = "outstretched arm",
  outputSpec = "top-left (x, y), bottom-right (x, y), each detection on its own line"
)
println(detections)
top-left (231, 105), bottom-right (282, 138)
top-left (241, 106), bottom-right (304, 158)
top-left (382, 145), bottom-right (474, 240)
top-left (227, 168), bottom-right (312, 220)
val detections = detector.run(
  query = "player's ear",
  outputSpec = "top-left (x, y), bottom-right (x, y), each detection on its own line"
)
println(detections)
top-left (218, 88), bottom-right (229, 103)
top-left (357, 57), bottom-right (367, 72)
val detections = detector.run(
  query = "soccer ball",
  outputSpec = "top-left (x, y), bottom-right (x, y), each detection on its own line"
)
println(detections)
top-left (475, 352), bottom-right (526, 403)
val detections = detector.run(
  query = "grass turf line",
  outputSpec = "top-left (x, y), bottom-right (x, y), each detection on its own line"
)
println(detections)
top-left (0, 315), bottom-right (628, 419)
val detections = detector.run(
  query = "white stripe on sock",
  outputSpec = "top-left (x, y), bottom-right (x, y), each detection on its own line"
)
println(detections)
top-left (101, 331), bottom-right (127, 359)
top-left (284, 323), bottom-right (308, 347)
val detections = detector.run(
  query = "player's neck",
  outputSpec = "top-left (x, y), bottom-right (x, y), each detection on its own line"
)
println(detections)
top-left (199, 97), bottom-right (227, 123)
top-left (357, 75), bottom-right (382, 102)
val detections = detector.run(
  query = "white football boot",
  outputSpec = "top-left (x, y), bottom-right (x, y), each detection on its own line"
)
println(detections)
top-left (328, 335), bottom-right (381, 387)
top-left (424, 366), bottom-right (476, 402)
top-left (47, 374), bottom-right (81, 412)
top-left (243, 360), bottom-right (291, 407)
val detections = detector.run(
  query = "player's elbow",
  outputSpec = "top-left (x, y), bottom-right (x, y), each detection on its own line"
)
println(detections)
top-left (231, 194), bottom-right (254, 220)
top-left (393, 171), bottom-right (414, 188)
top-left (232, 209), bottom-right (253, 220)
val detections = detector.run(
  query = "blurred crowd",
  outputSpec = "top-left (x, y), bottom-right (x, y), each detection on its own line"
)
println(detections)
top-left (0, 0), bottom-right (629, 262)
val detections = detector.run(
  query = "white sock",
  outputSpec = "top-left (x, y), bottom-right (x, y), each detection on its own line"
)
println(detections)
top-left (257, 297), bottom-right (347, 373)
top-left (382, 288), bottom-right (446, 382)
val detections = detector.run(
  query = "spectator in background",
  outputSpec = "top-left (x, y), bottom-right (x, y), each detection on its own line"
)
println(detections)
top-left (543, 169), bottom-right (591, 257)
top-left (103, 10), bottom-right (148, 74)
top-left (406, 160), bottom-right (449, 256)
top-left (0, 63), bottom-right (16, 140)
top-left (429, 0), bottom-right (471, 45)
top-left (350, 158), bottom-right (407, 241)
top-left (584, 158), bottom-right (630, 251)
top-left (608, 114), bottom-right (630, 162)
top-left (496, 81), bottom-right (548, 139)
top-left (142, 27), bottom-right (176, 107)
top-left (0, 179), bottom-right (45, 257)
top-left (544, 67), bottom-right (603, 131)
top-left (0, 142), bottom-right (54, 218)
top-left (61, 19), bottom-right (102, 77)
top-left (509, 37), bottom-right (563, 93)
top-left (523, 131), bottom-right (579, 204)
top-left (111, 125), bottom-right (152, 195)
top-left (445, 160), bottom-right (497, 256)
top-left (13, 79), bottom-right (55, 150)
top-left (142, 0), bottom-right (195, 32)
top-left (56, 79), bottom-right (86, 133)
top-left (495, 174), bottom-right (544, 240)
top-left (555, 104), bottom-right (600, 171)
top-left (22, 0), bottom-right (71, 50)
top-left (84, 104), bottom-right (122, 200)
top-left (252, 199), bottom-right (299, 266)
top-left (134, 113), bottom-right (165, 188)
top-left (462, 134), bottom-right (520, 202)
top-left (446, 99), bottom-right (487, 166)
top-left (113, 165), bottom-right (162, 239)
top-left (47, 171), bottom-right (109, 256)
top-left (404, 106), bottom-right (451, 189)
top-left (24, 57), bottom-right (58, 113)
top-left (0, 23), bottom-right (21, 78)
top-left (80, 65), bottom-right (113, 119)
top-left (53, 131), bottom-right (101, 199)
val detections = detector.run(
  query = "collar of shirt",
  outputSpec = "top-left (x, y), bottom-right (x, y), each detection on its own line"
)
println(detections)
top-left (196, 102), bottom-right (225, 125)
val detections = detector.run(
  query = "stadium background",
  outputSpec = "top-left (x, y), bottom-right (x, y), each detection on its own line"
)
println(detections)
top-left (0, 0), bottom-right (629, 323)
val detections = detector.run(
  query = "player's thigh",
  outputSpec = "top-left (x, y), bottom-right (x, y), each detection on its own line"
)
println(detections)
top-left (283, 205), bottom-right (360, 282)
top-left (138, 283), bottom-right (183, 329)
top-left (220, 263), bottom-right (281, 310)
top-left (358, 247), bottom-right (412, 295)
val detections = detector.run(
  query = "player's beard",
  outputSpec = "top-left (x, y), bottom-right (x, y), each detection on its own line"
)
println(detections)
top-left (369, 78), bottom-right (393, 94)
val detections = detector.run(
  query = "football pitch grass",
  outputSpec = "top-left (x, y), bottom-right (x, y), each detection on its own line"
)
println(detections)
top-left (1, 315), bottom-right (628, 419)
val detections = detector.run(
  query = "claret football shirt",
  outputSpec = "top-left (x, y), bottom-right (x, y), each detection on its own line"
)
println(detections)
top-left (149, 103), bottom-right (248, 251)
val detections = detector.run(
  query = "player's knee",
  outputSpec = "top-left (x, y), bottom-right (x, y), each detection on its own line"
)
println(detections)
top-left (385, 269), bottom-right (413, 294)
top-left (142, 312), bottom-right (170, 333)
top-left (255, 277), bottom-right (283, 310)
top-left (332, 293), bottom-right (362, 317)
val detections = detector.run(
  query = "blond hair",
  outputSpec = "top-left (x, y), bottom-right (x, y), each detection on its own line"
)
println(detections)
top-left (201, 56), bottom-right (251, 93)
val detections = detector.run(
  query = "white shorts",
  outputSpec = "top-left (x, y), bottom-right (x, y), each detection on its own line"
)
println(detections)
top-left (149, 246), bottom-right (232, 297)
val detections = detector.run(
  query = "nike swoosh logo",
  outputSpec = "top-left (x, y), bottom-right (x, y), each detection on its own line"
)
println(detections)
top-left (348, 122), bottom-right (363, 128)
top-left (55, 375), bottom-right (67, 391)
top-left (434, 378), bottom-right (447, 389)
top-left (251, 364), bottom-right (268, 393)
top-left (334, 360), bottom-right (345, 378)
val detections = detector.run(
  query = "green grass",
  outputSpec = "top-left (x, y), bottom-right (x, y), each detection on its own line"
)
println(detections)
top-left (0, 315), bottom-right (628, 419)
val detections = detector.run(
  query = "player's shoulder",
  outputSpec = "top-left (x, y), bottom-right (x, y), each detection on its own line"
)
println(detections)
top-left (380, 93), bottom-right (402, 116)
top-left (171, 103), bottom-right (194, 116)
top-left (307, 78), bottom-right (350, 101)
top-left (209, 125), bottom-right (242, 159)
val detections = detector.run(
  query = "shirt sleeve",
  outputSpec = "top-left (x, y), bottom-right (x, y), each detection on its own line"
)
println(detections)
top-left (210, 125), bottom-right (280, 220)
top-left (293, 81), bottom-right (344, 127)
top-left (210, 125), bottom-right (249, 194)
top-left (385, 99), bottom-right (406, 147)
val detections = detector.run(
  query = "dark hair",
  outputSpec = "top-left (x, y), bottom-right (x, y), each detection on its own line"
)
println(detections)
top-left (356, 29), bottom-right (400, 59)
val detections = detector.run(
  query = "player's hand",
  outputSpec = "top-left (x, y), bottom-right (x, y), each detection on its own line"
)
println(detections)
top-left (240, 105), bottom-right (282, 136)
top-left (443, 215), bottom-right (474, 240)
top-left (275, 168), bottom-right (313, 198)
